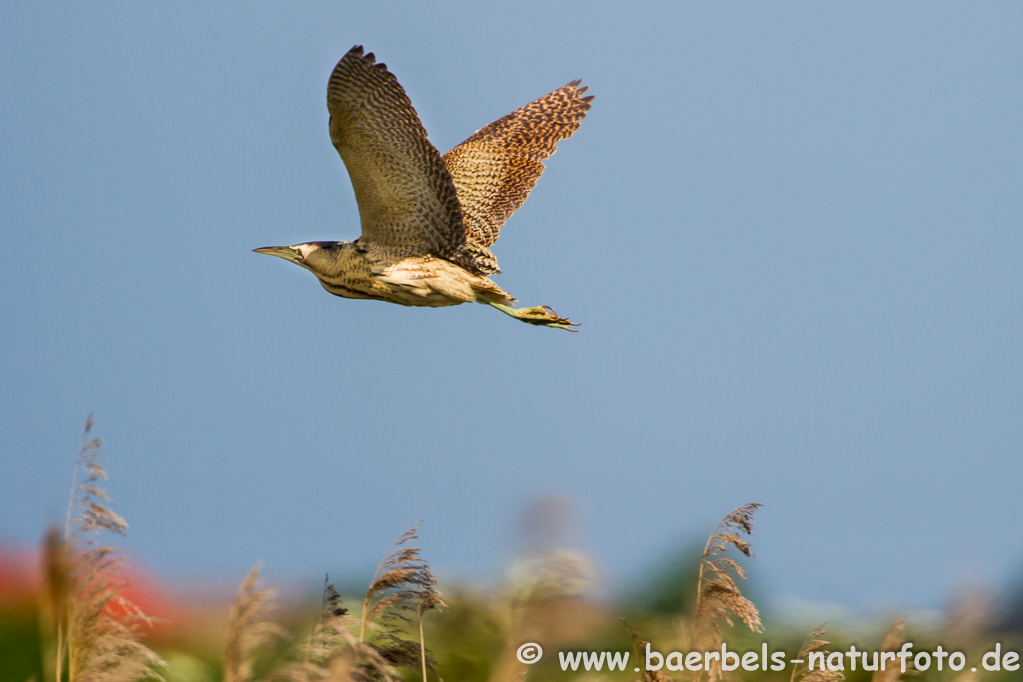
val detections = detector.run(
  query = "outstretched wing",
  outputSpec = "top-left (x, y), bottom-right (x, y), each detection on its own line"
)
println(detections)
top-left (327, 46), bottom-right (467, 258)
top-left (443, 81), bottom-right (594, 250)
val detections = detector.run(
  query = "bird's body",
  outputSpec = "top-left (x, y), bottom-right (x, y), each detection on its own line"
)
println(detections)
top-left (256, 45), bottom-right (592, 330)
top-left (296, 240), bottom-right (515, 308)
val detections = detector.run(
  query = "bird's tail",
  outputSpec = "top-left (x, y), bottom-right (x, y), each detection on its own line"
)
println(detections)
top-left (472, 281), bottom-right (516, 307)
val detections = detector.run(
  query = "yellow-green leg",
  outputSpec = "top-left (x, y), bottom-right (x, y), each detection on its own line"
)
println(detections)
top-left (488, 302), bottom-right (579, 331)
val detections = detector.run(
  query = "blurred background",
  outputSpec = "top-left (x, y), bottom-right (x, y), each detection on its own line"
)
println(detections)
top-left (2, 0), bottom-right (1021, 633)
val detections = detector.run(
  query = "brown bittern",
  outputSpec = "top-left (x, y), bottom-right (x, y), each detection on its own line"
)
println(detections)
top-left (255, 45), bottom-right (592, 331)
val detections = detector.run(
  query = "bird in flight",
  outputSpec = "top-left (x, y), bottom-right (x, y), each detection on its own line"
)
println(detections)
top-left (255, 45), bottom-right (592, 331)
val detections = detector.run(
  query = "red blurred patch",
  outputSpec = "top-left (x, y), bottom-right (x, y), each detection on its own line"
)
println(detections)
top-left (0, 543), bottom-right (187, 639)
top-left (0, 546), bottom-right (38, 607)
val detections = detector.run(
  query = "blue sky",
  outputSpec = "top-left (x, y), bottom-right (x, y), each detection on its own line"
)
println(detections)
top-left (2, 2), bottom-right (1021, 614)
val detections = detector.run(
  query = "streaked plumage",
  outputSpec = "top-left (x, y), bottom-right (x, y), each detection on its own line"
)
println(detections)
top-left (255, 45), bottom-right (592, 330)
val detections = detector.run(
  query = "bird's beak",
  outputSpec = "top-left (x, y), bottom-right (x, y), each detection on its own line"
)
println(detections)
top-left (253, 246), bottom-right (303, 263)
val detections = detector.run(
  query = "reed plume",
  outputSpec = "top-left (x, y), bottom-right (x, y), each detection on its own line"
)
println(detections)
top-left (790, 624), bottom-right (843, 682)
top-left (223, 563), bottom-right (286, 682)
top-left (871, 618), bottom-right (913, 682)
top-left (272, 577), bottom-right (400, 682)
top-left (691, 503), bottom-right (763, 682)
top-left (41, 415), bottom-right (165, 682)
top-left (359, 522), bottom-right (445, 680)
top-left (228, 525), bottom-right (443, 682)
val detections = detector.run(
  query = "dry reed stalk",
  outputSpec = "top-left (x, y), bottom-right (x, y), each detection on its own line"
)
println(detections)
top-left (223, 563), bottom-right (286, 682)
top-left (271, 576), bottom-right (401, 682)
top-left (41, 415), bottom-right (165, 682)
top-left (790, 624), bottom-right (844, 682)
top-left (359, 522), bottom-right (445, 680)
top-left (691, 503), bottom-right (763, 682)
top-left (235, 523), bottom-right (444, 682)
top-left (871, 618), bottom-right (914, 682)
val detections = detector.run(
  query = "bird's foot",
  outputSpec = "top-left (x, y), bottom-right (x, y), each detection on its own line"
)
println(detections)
top-left (489, 302), bottom-right (579, 331)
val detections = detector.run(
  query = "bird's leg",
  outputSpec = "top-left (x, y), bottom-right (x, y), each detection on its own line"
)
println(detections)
top-left (487, 302), bottom-right (579, 331)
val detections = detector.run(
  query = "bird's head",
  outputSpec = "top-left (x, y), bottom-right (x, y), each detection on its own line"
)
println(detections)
top-left (253, 241), bottom-right (344, 277)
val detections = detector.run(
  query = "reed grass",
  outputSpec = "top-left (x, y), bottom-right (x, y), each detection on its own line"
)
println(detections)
top-left (28, 424), bottom-right (1003, 682)
top-left (40, 415), bottom-right (164, 682)
top-left (871, 619), bottom-right (912, 682)
top-left (789, 624), bottom-right (843, 682)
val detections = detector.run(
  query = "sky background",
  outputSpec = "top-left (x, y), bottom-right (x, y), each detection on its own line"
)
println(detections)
top-left (2, 2), bottom-right (1021, 616)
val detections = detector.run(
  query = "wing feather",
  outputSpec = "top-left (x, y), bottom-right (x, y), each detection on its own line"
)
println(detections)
top-left (327, 46), bottom-right (467, 258)
top-left (443, 81), bottom-right (594, 250)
